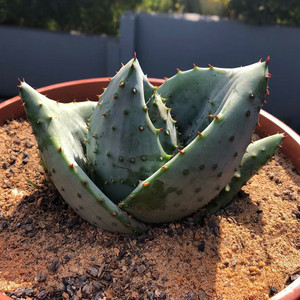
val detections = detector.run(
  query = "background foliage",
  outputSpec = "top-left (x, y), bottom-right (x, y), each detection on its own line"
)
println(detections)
top-left (229, 0), bottom-right (300, 26)
top-left (0, 0), bottom-right (299, 35)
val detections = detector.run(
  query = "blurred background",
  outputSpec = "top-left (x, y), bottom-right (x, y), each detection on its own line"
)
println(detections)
top-left (0, 0), bottom-right (299, 131)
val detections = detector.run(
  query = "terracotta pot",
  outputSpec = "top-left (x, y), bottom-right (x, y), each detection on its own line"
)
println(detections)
top-left (0, 78), bottom-right (299, 300)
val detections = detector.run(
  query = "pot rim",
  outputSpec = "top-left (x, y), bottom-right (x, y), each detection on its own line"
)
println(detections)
top-left (0, 78), bottom-right (299, 300)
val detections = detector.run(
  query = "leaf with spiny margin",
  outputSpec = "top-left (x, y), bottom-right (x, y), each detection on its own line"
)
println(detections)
top-left (143, 75), bottom-right (155, 102)
top-left (86, 58), bottom-right (170, 204)
top-left (119, 62), bottom-right (269, 223)
top-left (157, 65), bottom-right (265, 147)
top-left (147, 92), bottom-right (178, 154)
top-left (194, 134), bottom-right (284, 219)
top-left (19, 82), bottom-right (96, 168)
top-left (19, 82), bottom-right (146, 234)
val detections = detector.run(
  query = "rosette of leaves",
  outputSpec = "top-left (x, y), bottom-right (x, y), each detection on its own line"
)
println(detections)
top-left (19, 56), bottom-right (283, 234)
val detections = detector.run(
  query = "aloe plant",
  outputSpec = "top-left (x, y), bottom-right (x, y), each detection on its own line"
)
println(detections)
top-left (18, 56), bottom-right (283, 234)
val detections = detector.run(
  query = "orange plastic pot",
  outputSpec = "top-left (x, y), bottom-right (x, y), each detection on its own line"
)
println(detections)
top-left (0, 78), bottom-right (299, 300)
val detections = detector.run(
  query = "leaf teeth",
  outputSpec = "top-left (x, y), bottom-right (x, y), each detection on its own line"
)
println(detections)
top-left (265, 73), bottom-right (271, 79)
top-left (207, 114), bottom-right (220, 120)
top-left (265, 55), bottom-right (270, 66)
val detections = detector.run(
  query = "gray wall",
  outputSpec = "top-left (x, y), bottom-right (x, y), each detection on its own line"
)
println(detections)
top-left (0, 26), bottom-right (120, 97)
top-left (1, 13), bottom-right (300, 131)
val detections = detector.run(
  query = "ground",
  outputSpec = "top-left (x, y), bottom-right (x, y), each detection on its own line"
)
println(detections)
top-left (0, 119), bottom-right (299, 300)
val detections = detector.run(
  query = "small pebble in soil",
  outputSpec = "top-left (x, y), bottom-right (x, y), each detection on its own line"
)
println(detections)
top-left (184, 291), bottom-right (195, 300)
top-left (2, 161), bottom-right (8, 169)
top-left (290, 273), bottom-right (300, 282)
top-left (62, 292), bottom-right (69, 300)
top-left (37, 290), bottom-right (50, 299)
top-left (35, 272), bottom-right (47, 282)
top-left (198, 290), bottom-right (209, 300)
top-left (13, 138), bottom-right (21, 145)
top-left (9, 155), bottom-right (17, 165)
top-left (269, 286), bottom-right (278, 296)
top-left (4, 180), bottom-right (12, 188)
top-left (151, 270), bottom-right (160, 280)
top-left (81, 284), bottom-right (93, 297)
top-left (49, 258), bottom-right (59, 271)
top-left (0, 221), bottom-right (8, 230)
top-left (295, 238), bottom-right (300, 249)
top-left (198, 241), bottom-right (205, 252)
top-left (63, 253), bottom-right (71, 263)
top-left (25, 140), bottom-right (35, 148)
top-left (66, 285), bottom-right (75, 297)
top-left (24, 223), bottom-right (33, 232)
top-left (23, 151), bottom-right (29, 158)
top-left (22, 157), bottom-right (29, 164)
top-left (194, 231), bottom-right (201, 240)
top-left (87, 266), bottom-right (98, 277)
top-left (24, 288), bottom-right (34, 297)
top-left (92, 281), bottom-right (104, 291)
top-left (94, 292), bottom-right (105, 300)
top-left (103, 272), bottom-right (112, 281)
top-left (292, 210), bottom-right (300, 219)
top-left (137, 264), bottom-right (147, 274)
top-left (62, 276), bottom-right (75, 286)
top-left (78, 275), bottom-right (88, 286)
top-left (56, 282), bottom-right (65, 292)
top-left (12, 286), bottom-right (26, 298)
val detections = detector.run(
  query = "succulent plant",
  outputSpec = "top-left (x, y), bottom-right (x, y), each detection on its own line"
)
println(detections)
top-left (19, 56), bottom-right (283, 234)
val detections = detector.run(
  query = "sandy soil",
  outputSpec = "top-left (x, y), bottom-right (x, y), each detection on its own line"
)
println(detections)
top-left (0, 119), bottom-right (299, 300)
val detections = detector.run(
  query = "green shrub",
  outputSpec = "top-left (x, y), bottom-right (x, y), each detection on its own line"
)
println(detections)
top-left (229, 0), bottom-right (300, 26)
top-left (0, 0), bottom-right (142, 35)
